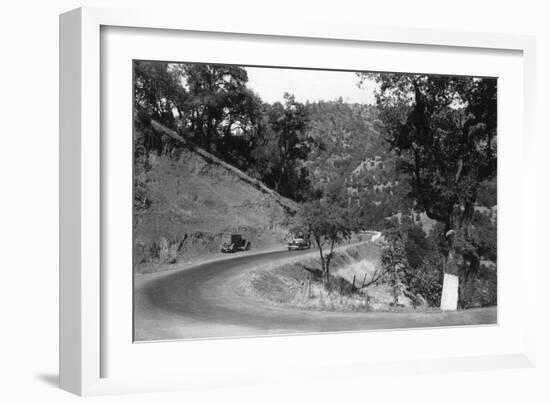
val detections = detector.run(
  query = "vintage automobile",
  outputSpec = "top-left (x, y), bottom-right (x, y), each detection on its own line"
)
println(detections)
top-left (287, 237), bottom-right (311, 251)
top-left (220, 233), bottom-right (251, 253)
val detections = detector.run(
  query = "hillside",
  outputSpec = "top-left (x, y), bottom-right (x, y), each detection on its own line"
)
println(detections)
top-left (303, 101), bottom-right (412, 230)
top-left (305, 101), bottom-right (387, 183)
top-left (134, 141), bottom-right (295, 273)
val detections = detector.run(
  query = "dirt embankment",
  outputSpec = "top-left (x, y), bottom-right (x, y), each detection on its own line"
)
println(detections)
top-left (134, 149), bottom-right (294, 274)
top-left (238, 242), bottom-right (429, 313)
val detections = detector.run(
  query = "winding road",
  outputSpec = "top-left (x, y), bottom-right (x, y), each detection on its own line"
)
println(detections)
top-left (134, 248), bottom-right (497, 341)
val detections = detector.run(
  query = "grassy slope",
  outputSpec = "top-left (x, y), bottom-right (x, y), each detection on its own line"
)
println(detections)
top-left (238, 242), bottom-right (424, 312)
top-left (134, 150), bottom-right (292, 273)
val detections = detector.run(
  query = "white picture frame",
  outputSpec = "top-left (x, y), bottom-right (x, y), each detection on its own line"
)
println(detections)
top-left (59, 6), bottom-right (537, 396)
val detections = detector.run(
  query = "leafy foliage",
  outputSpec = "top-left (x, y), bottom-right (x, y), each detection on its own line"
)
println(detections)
top-left (379, 226), bottom-right (408, 305)
top-left (476, 179), bottom-right (497, 208)
top-left (380, 215), bottom-right (496, 307)
top-left (134, 61), bottom-right (187, 155)
top-left (459, 265), bottom-right (497, 308)
top-left (381, 218), bottom-right (443, 306)
top-left (361, 73), bottom-right (497, 229)
top-left (298, 180), bottom-right (355, 286)
top-left (178, 64), bottom-right (261, 159)
top-left (251, 94), bottom-right (317, 201)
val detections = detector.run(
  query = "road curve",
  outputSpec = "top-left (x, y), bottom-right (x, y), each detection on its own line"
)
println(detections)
top-left (134, 248), bottom-right (497, 341)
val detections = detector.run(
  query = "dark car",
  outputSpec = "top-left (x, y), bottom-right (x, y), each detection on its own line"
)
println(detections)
top-left (287, 237), bottom-right (311, 251)
top-left (220, 234), bottom-right (251, 253)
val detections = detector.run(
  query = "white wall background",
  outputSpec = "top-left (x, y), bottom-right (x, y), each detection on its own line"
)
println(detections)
top-left (0, 0), bottom-right (548, 402)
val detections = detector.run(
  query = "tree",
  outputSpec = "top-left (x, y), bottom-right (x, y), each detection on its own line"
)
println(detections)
top-left (360, 72), bottom-right (497, 310)
top-left (299, 180), bottom-right (354, 287)
top-left (134, 62), bottom-right (264, 172)
top-left (180, 64), bottom-right (261, 154)
top-left (252, 94), bottom-right (316, 201)
top-left (134, 61), bottom-right (188, 154)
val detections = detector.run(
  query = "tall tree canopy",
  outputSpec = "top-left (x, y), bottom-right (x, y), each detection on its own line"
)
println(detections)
top-left (134, 61), bottom-right (188, 154)
top-left (135, 62), bottom-right (264, 165)
top-left (179, 64), bottom-right (262, 157)
top-left (252, 94), bottom-right (316, 201)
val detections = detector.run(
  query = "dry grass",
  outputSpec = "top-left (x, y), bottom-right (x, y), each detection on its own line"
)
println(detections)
top-left (238, 243), bottom-right (435, 313)
top-left (134, 151), bottom-right (292, 272)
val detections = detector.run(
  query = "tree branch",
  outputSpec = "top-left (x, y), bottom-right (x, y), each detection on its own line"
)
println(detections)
top-left (359, 266), bottom-right (390, 290)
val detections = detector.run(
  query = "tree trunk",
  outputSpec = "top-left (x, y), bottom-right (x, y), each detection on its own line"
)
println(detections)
top-left (315, 237), bottom-right (329, 288)
top-left (205, 118), bottom-right (213, 152)
top-left (323, 240), bottom-right (336, 289)
top-left (322, 269), bottom-right (329, 288)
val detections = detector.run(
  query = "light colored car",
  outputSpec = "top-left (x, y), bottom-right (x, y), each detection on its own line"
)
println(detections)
top-left (287, 238), bottom-right (311, 251)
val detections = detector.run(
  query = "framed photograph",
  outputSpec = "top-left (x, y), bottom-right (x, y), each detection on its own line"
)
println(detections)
top-left (60, 7), bottom-right (537, 396)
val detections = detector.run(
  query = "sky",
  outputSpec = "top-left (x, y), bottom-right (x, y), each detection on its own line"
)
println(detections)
top-left (245, 66), bottom-right (378, 105)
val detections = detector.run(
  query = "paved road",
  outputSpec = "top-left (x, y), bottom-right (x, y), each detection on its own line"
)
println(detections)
top-left (134, 248), bottom-right (497, 341)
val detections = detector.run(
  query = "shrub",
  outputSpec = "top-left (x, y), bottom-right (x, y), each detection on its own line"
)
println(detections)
top-left (459, 264), bottom-right (497, 308)
top-left (404, 253), bottom-right (443, 307)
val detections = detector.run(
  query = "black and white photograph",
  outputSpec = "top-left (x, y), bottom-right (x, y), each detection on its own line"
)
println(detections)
top-left (5, 0), bottom-right (550, 400)
top-left (133, 61), bottom-right (497, 342)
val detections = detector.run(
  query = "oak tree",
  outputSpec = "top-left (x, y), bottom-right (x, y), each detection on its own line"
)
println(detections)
top-left (360, 73), bottom-right (497, 310)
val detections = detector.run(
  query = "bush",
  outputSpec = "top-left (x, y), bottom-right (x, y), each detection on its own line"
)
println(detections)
top-left (382, 218), bottom-right (497, 308)
top-left (459, 264), bottom-right (497, 308)
top-left (470, 211), bottom-right (497, 262)
top-left (382, 219), bottom-right (443, 306)
top-left (404, 253), bottom-right (443, 307)
top-left (379, 239), bottom-right (407, 305)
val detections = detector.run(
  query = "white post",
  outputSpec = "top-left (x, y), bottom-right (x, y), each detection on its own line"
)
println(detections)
top-left (440, 272), bottom-right (459, 311)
